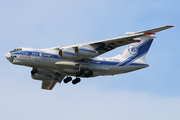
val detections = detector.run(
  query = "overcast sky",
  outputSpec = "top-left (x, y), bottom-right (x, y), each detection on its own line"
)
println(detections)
top-left (1, 0), bottom-right (180, 120)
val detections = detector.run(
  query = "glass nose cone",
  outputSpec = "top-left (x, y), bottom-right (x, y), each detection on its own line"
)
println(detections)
top-left (5, 52), bottom-right (14, 63)
top-left (5, 52), bottom-right (11, 59)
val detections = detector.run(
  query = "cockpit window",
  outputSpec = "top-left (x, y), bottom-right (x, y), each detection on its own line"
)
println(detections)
top-left (10, 48), bottom-right (22, 53)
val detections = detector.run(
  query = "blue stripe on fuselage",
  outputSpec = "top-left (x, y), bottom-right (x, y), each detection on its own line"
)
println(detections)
top-left (10, 39), bottom-right (153, 67)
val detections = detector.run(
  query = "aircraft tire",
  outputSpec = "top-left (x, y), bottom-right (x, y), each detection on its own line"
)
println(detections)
top-left (84, 71), bottom-right (93, 77)
top-left (64, 77), bottom-right (72, 83)
top-left (31, 68), bottom-right (38, 74)
top-left (31, 71), bottom-right (35, 74)
top-left (76, 70), bottom-right (85, 76)
top-left (72, 78), bottom-right (81, 85)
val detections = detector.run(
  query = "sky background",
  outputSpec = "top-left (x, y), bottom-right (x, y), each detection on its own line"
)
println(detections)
top-left (1, 0), bottom-right (180, 120)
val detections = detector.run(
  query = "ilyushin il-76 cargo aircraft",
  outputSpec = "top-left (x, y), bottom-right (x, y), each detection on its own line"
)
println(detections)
top-left (5, 25), bottom-right (174, 90)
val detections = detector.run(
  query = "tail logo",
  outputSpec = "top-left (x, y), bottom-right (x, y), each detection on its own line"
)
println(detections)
top-left (128, 45), bottom-right (138, 55)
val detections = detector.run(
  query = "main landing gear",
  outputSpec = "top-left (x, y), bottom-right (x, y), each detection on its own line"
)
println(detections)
top-left (76, 70), bottom-right (84, 76)
top-left (84, 71), bottom-right (93, 77)
top-left (63, 70), bottom-right (93, 85)
top-left (63, 76), bottom-right (81, 85)
top-left (63, 76), bottom-right (72, 83)
top-left (72, 78), bottom-right (81, 85)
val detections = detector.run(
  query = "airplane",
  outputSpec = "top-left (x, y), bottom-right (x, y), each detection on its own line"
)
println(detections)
top-left (5, 25), bottom-right (174, 90)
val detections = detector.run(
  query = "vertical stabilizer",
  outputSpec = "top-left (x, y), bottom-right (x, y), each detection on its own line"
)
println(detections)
top-left (113, 35), bottom-right (155, 66)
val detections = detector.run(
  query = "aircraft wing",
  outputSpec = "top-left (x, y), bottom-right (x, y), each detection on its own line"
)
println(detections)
top-left (31, 68), bottom-right (65, 90)
top-left (59, 32), bottom-right (146, 56)
top-left (41, 75), bottom-right (65, 90)
top-left (54, 25), bottom-right (174, 58)
top-left (42, 80), bottom-right (57, 90)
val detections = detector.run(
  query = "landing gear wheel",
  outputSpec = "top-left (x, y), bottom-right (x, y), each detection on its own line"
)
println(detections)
top-left (76, 70), bottom-right (85, 76)
top-left (31, 68), bottom-right (38, 74)
top-left (84, 71), bottom-right (93, 77)
top-left (31, 70), bottom-right (35, 75)
top-left (64, 77), bottom-right (72, 83)
top-left (72, 78), bottom-right (81, 85)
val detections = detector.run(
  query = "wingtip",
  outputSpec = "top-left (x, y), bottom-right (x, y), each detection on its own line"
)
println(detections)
top-left (165, 25), bottom-right (174, 27)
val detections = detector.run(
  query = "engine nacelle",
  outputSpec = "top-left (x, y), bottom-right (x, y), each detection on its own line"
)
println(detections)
top-left (58, 49), bottom-right (81, 60)
top-left (31, 73), bottom-right (55, 81)
top-left (31, 68), bottom-right (56, 74)
top-left (74, 47), bottom-right (98, 57)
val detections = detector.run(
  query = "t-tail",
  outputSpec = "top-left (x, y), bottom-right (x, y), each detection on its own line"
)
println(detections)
top-left (113, 25), bottom-right (174, 67)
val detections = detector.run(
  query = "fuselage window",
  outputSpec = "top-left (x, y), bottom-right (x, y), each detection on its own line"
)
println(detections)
top-left (10, 48), bottom-right (22, 53)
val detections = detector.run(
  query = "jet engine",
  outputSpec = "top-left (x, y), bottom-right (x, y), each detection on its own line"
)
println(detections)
top-left (31, 68), bottom-right (56, 74)
top-left (31, 73), bottom-right (55, 81)
top-left (58, 48), bottom-right (81, 60)
top-left (31, 73), bottom-right (64, 81)
top-left (74, 47), bottom-right (98, 57)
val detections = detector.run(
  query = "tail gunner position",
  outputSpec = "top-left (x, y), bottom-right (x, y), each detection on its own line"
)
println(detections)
top-left (5, 25), bottom-right (174, 90)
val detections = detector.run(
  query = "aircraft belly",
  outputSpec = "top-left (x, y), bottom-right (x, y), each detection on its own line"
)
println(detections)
top-left (17, 56), bottom-right (35, 67)
top-left (21, 56), bottom-right (60, 71)
top-left (99, 65), bottom-right (117, 75)
top-left (116, 65), bottom-right (148, 74)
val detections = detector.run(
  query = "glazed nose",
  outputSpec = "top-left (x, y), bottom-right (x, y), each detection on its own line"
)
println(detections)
top-left (5, 52), bottom-right (14, 63)
top-left (5, 52), bottom-right (11, 59)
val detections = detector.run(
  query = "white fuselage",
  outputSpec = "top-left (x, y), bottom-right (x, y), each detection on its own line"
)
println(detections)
top-left (6, 47), bottom-right (148, 77)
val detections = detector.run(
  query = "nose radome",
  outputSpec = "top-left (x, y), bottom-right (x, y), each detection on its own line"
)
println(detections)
top-left (5, 52), bottom-right (11, 59)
